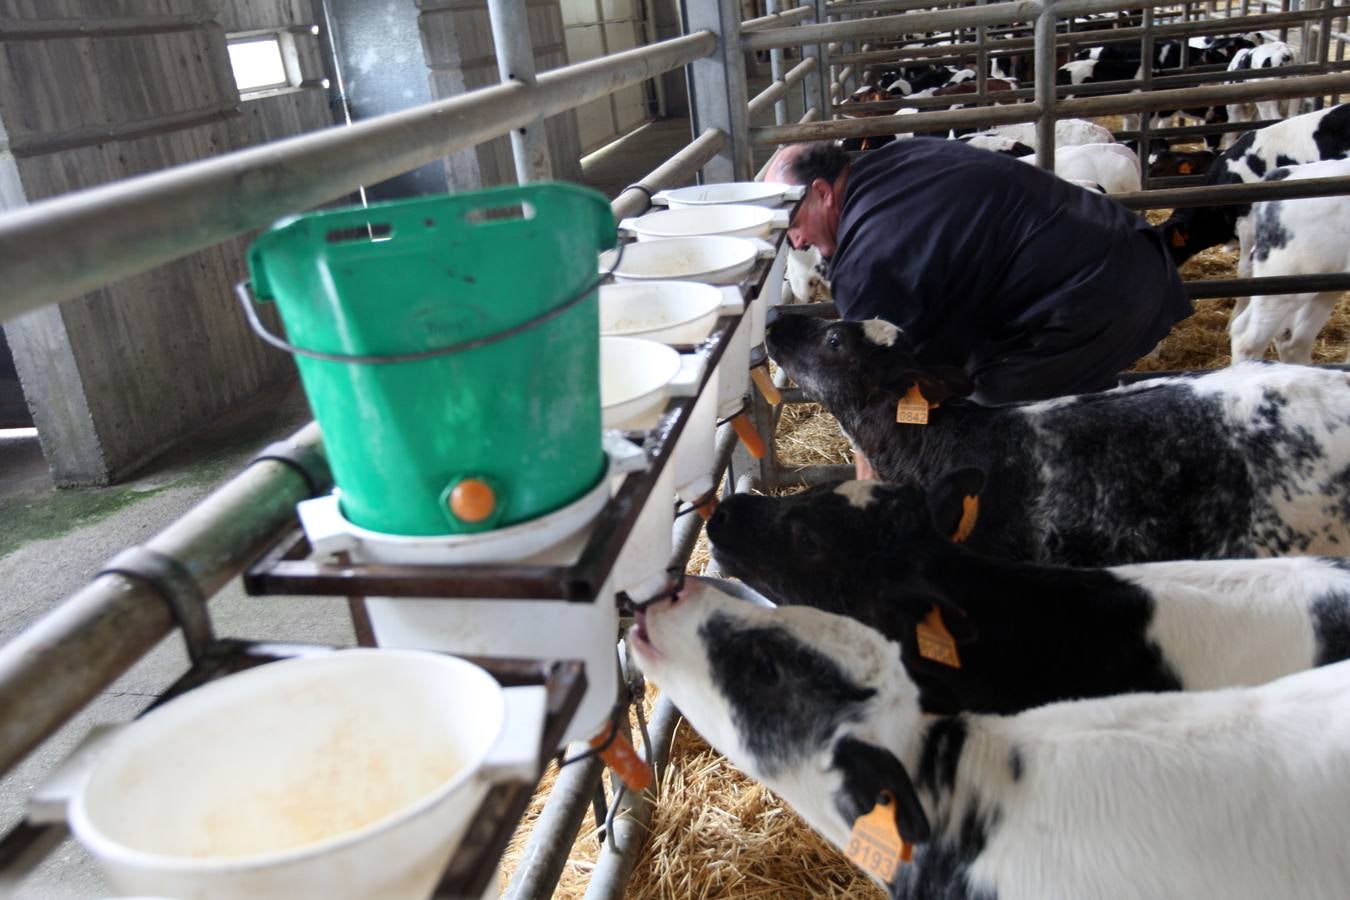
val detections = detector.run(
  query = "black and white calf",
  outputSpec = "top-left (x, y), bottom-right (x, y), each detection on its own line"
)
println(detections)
top-left (631, 580), bottom-right (1350, 900)
top-left (1159, 103), bottom-right (1350, 269)
top-left (707, 474), bottom-right (1350, 715)
top-left (1226, 40), bottom-right (1299, 131)
top-left (764, 315), bottom-right (1350, 565)
top-left (1229, 157), bottom-right (1350, 363)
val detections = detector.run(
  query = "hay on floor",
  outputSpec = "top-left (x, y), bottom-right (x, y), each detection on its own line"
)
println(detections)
top-left (498, 683), bottom-right (885, 900)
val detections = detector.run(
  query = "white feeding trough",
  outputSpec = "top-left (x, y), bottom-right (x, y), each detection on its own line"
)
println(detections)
top-left (66, 650), bottom-right (545, 900)
top-left (652, 181), bottom-right (804, 209)
top-left (296, 465), bottom-right (617, 749)
top-left (601, 282), bottom-right (724, 518)
top-left (619, 204), bottom-right (780, 242)
top-left (599, 235), bottom-right (761, 285)
top-left (601, 335), bottom-right (709, 600)
top-left (599, 280), bottom-right (722, 344)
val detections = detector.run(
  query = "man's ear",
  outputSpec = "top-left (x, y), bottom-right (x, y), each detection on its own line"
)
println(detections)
top-left (832, 734), bottom-right (931, 845)
top-left (926, 467), bottom-right (986, 541)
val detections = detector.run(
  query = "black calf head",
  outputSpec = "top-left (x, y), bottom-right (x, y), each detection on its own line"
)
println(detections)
top-left (707, 471), bottom-right (985, 639)
top-left (765, 316), bottom-right (973, 417)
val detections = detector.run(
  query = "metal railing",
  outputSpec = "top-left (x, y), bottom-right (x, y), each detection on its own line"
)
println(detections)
top-left (0, 30), bottom-right (717, 323)
top-left (2, 0), bottom-right (1350, 896)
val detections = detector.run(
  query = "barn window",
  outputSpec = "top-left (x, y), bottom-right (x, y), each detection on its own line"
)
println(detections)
top-left (227, 35), bottom-right (290, 94)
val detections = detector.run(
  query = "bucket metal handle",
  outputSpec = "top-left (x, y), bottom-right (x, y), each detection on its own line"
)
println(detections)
top-left (234, 242), bottom-right (626, 365)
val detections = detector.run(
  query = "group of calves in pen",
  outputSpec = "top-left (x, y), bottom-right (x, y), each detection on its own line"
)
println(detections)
top-left (630, 314), bottom-right (1350, 900)
top-left (790, 95), bottom-right (1350, 365)
top-left (621, 21), bottom-right (1350, 900)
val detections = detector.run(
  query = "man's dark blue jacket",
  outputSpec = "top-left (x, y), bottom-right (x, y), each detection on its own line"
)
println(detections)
top-left (827, 138), bottom-right (1192, 403)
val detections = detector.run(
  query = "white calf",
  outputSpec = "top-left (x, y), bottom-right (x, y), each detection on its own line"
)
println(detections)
top-left (972, 117), bottom-right (1114, 151)
top-left (1018, 142), bottom-right (1141, 193)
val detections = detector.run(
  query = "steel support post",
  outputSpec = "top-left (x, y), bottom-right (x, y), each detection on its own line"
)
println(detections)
top-left (501, 753), bottom-right (606, 899)
top-left (686, 0), bottom-right (754, 181)
top-left (766, 0), bottom-right (790, 123)
top-left (1034, 1), bottom-right (1057, 169)
top-left (1138, 6), bottom-right (1154, 185)
top-left (1317, 0), bottom-right (1334, 109)
top-left (487, 0), bottom-right (555, 182)
top-left (814, 0), bottom-right (833, 115)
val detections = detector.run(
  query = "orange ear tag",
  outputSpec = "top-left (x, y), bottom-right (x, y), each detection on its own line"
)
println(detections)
top-left (896, 384), bottom-right (930, 425)
top-left (1178, 161), bottom-right (1193, 174)
top-left (1170, 228), bottom-right (1187, 248)
top-left (951, 495), bottom-right (979, 543)
top-left (847, 790), bottom-right (912, 885)
top-left (916, 606), bottom-right (961, 668)
top-left (591, 728), bottom-right (654, 793)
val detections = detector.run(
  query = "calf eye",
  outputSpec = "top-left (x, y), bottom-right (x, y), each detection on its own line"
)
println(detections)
top-left (827, 332), bottom-right (842, 349)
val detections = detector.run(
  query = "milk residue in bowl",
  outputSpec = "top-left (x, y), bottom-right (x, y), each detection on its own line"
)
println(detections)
top-left (184, 719), bottom-right (462, 859)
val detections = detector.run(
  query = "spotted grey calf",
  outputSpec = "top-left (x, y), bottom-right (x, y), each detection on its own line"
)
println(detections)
top-left (631, 579), bottom-right (1350, 900)
top-left (765, 314), bottom-right (1350, 565)
top-left (708, 474), bottom-right (1350, 715)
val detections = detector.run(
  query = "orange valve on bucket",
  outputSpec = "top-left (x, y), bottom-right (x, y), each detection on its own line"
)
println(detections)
top-left (441, 476), bottom-right (503, 529)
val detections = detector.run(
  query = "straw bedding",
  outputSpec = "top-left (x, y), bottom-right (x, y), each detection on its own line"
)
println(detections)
top-left (497, 201), bottom-right (1348, 900)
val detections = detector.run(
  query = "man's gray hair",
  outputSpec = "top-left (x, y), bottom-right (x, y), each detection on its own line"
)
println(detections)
top-left (779, 141), bottom-right (851, 186)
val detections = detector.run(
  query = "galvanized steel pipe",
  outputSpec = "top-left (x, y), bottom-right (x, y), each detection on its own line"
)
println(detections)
top-left (1111, 174), bottom-right (1350, 209)
top-left (0, 31), bottom-right (717, 323)
top-left (580, 697), bottom-right (682, 900)
top-left (611, 128), bottom-right (727, 221)
top-left (1055, 70), bottom-right (1350, 118)
top-left (743, 0), bottom-right (1043, 50)
top-left (749, 57), bottom-right (819, 117)
top-left (488, 0), bottom-right (555, 182)
top-left (501, 754), bottom-right (606, 900)
top-left (827, 0), bottom-right (976, 15)
top-left (0, 423), bottom-right (328, 777)
top-left (1034, 1), bottom-right (1058, 169)
top-left (752, 99), bottom-right (1038, 143)
top-left (742, 4), bottom-right (814, 30)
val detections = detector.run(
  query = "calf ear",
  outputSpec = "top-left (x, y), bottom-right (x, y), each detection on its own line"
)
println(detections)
top-left (884, 364), bottom-right (975, 405)
top-left (832, 735), bottom-right (931, 845)
top-left (926, 467), bottom-right (986, 541)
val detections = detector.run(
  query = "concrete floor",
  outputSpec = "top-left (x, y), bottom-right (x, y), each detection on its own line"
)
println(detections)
top-left (0, 66), bottom-right (804, 897)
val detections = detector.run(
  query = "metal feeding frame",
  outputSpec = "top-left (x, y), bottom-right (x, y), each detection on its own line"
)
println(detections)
top-left (0, 639), bottom-right (588, 900)
top-left (241, 270), bottom-right (758, 603)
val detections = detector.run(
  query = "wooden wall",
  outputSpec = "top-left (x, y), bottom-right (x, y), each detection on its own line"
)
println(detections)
top-left (0, 0), bottom-right (334, 485)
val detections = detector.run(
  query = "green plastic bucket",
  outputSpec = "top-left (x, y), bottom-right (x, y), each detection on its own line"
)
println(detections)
top-left (245, 183), bottom-right (616, 536)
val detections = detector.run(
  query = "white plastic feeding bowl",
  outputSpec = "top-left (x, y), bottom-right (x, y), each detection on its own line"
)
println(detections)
top-left (599, 281), bottom-right (723, 344)
top-left (658, 181), bottom-right (793, 208)
top-left (600, 236), bottom-right (758, 285)
top-left (625, 204), bottom-right (775, 241)
top-left (69, 650), bottom-right (542, 900)
top-left (600, 336), bottom-right (684, 430)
